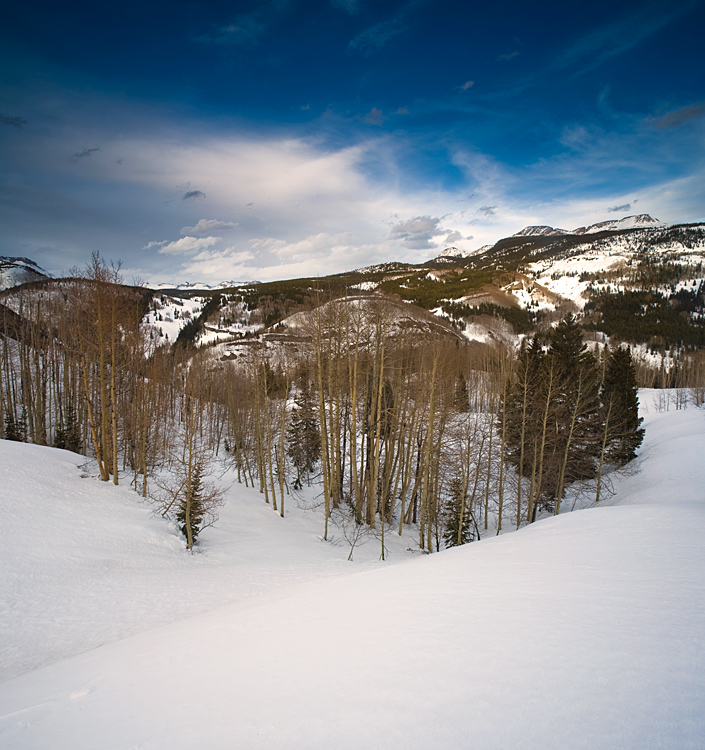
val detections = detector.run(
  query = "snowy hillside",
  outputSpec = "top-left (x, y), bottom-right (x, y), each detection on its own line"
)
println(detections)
top-left (0, 256), bottom-right (50, 292)
top-left (1, 392), bottom-right (704, 748)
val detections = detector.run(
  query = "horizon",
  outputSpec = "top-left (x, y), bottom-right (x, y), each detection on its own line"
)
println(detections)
top-left (1, 0), bottom-right (704, 284)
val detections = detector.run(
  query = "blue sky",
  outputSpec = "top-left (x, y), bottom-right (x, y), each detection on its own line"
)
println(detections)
top-left (1, 0), bottom-right (704, 284)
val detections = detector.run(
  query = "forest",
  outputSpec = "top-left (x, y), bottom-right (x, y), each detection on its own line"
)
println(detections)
top-left (0, 254), bottom-right (689, 553)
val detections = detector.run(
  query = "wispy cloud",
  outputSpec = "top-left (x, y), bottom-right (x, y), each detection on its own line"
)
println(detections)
top-left (331, 0), bottom-right (359, 14)
top-left (349, 16), bottom-right (406, 56)
top-left (203, 14), bottom-right (266, 45)
top-left (180, 219), bottom-right (238, 235)
top-left (198, 2), bottom-right (288, 46)
top-left (460, 80), bottom-right (474, 91)
top-left (0, 114), bottom-right (28, 128)
top-left (608, 203), bottom-right (631, 213)
top-left (183, 190), bottom-right (206, 201)
top-left (497, 51), bottom-right (519, 61)
top-left (72, 147), bottom-right (100, 161)
top-left (477, 205), bottom-right (497, 216)
top-left (555, 1), bottom-right (695, 76)
top-left (156, 236), bottom-right (221, 256)
top-left (652, 101), bottom-right (705, 130)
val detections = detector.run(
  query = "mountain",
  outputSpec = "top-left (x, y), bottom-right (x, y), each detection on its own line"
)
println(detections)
top-left (149, 279), bottom-right (260, 291)
top-left (0, 256), bottom-right (51, 292)
top-left (512, 225), bottom-right (568, 237)
top-left (572, 213), bottom-right (663, 234)
top-left (432, 246), bottom-right (477, 263)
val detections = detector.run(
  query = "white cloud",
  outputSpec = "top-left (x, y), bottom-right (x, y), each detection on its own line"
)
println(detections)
top-left (142, 240), bottom-right (167, 250)
top-left (157, 236), bottom-right (221, 256)
top-left (180, 219), bottom-right (238, 235)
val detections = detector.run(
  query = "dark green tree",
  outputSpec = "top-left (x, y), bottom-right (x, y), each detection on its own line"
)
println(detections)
top-left (54, 402), bottom-right (82, 453)
top-left (601, 346), bottom-right (644, 466)
top-left (287, 383), bottom-right (321, 489)
top-left (442, 476), bottom-right (474, 548)
top-left (4, 411), bottom-right (24, 442)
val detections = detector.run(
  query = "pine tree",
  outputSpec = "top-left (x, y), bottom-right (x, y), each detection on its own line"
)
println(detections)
top-left (601, 346), bottom-right (644, 466)
top-left (454, 373), bottom-right (470, 412)
top-left (286, 383), bottom-right (321, 489)
top-left (4, 411), bottom-right (24, 441)
top-left (54, 403), bottom-right (82, 453)
top-left (546, 314), bottom-right (601, 509)
top-left (176, 459), bottom-right (207, 545)
top-left (442, 476), bottom-right (473, 547)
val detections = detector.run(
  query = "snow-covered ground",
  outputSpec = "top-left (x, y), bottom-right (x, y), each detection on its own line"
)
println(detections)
top-left (2, 392), bottom-right (705, 748)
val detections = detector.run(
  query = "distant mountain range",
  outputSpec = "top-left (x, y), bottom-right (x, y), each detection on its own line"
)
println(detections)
top-left (149, 280), bottom-right (261, 292)
top-left (510, 214), bottom-right (662, 239)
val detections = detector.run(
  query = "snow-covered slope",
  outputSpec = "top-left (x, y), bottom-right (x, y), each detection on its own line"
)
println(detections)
top-left (0, 257), bottom-right (50, 292)
top-left (1, 394), bottom-right (704, 748)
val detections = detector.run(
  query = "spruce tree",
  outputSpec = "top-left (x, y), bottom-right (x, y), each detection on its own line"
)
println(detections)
top-left (286, 383), bottom-right (321, 489)
top-left (176, 459), bottom-right (207, 546)
top-left (546, 314), bottom-right (601, 499)
top-left (442, 476), bottom-right (473, 548)
top-left (4, 411), bottom-right (24, 442)
top-left (601, 346), bottom-right (644, 465)
top-left (54, 403), bottom-right (82, 453)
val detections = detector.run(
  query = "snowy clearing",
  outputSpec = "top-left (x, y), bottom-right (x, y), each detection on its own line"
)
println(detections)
top-left (1, 392), bottom-right (705, 749)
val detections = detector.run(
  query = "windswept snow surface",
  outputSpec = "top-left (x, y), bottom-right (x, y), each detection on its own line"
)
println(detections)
top-left (2, 393), bottom-right (705, 749)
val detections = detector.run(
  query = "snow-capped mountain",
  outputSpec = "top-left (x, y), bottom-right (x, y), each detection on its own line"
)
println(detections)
top-left (0, 256), bottom-right (51, 292)
top-left (148, 279), bottom-right (259, 291)
top-left (510, 215), bottom-right (662, 240)
top-left (435, 246), bottom-right (474, 259)
top-left (512, 225), bottom-right (568, 237)
top-left (572, 214), bottom-right (663, 235)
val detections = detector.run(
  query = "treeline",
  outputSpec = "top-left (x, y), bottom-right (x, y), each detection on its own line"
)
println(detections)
top-left (0, 263), bottom-right (652, 554)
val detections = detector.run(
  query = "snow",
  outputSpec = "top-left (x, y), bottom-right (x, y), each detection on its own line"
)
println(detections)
top-left (2, 394), bottom-right (705, 748)
top-left (142, 295), bottom-right (204, 344)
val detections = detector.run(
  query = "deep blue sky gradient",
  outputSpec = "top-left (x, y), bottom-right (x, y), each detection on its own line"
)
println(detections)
top-left (1, 0), bottom-right (703, 282)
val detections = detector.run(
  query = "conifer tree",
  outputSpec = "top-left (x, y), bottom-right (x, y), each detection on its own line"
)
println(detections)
top-left (4, 410), bottom-right (24, 441)
top-left (442, 476), bottom-right (473, 547)
top-left (286, 382), bottom-right (321, 489)
top-left (601, 346), bottom-right (644, 466)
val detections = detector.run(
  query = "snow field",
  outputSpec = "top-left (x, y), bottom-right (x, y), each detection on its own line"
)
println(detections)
top-left (1, 392), bottom-right (705, 748)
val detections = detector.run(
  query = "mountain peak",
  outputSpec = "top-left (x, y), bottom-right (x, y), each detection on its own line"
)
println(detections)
top-left (0, 256), bottom-right (51, 292)
top-left (512, 225), bottom-right (568, 238)
top-left (572, 214), bottom-right (662, 235)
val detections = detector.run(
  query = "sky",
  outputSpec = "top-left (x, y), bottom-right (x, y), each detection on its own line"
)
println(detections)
top-left (0, 0), bottom-right (704, 285)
